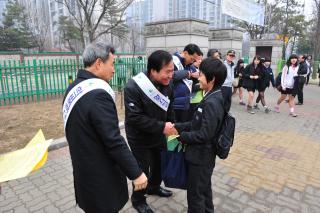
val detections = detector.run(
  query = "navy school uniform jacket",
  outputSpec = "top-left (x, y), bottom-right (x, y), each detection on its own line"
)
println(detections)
top-left (175, 88), bottom-right (225, 165)
top-left (63, 69), bottom-right (142, 213)
top-left (264, 66), bottom-right (275, 88)
top-left (242, 64), bottom-right (264, 90)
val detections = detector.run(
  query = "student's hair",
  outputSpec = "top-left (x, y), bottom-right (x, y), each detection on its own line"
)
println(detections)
top-left (147, 50), bottom-right (172, 73)
top-left (286, 54), bottom-right (299, 67)
top-left (82, 42), bottom-right (115, 68)
top-left (199, 58), bottom-right (227, 88)
top-left (235, 59), bottom-right (244, 71)
top-left (183, 43), bottom-right (202, 56)
top-left (251, 55), bottom-right (261, 64)
top-left (207, 48), bottom-right (220, 58)
top-left (264, 57), bottom-right (271, 62)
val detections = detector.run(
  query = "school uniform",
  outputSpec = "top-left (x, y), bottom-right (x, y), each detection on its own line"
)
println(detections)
top-left (242, 64), bottom-right (263, 92)
top-left (281, 65), bottom-right (298, 95)
top-left (175, 88), bottom-right (225, 213)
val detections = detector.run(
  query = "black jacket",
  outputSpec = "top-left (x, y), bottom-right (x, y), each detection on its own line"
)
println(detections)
top-left (124, 72), bottom-right (174, 148)
top-left (234, 66), bottom-right (244, 78)
top-left (64, 70), bottom-right (142, 213)
top-left (298, 61), bottom-right (308, 75)
top-left (242, 64), bottom-right (263, 90)
top-left (175, 88), bottom-right (225, 165)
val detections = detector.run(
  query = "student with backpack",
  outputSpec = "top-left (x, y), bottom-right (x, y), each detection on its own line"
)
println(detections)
top-left (275, 71), bottom-right (282, 91)
top-left (274, 54), bottom-right (299, 117)
top-left (174, 58), bottom-right (228, 213)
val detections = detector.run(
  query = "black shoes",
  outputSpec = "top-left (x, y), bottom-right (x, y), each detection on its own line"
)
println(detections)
top-left (132, 187), bottom-right (172, 212)
top-left (147, 186), bottom-right (173, 197)
top-left (132, 203), bottom-right (154, 213)
top-left (296, 102), bottom-right (303, 105)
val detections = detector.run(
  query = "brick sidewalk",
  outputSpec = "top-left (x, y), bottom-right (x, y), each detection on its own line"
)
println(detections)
top-left (1, 85), bottom-right (320, 213)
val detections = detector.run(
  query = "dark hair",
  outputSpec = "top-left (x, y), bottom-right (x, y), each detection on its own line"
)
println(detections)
top-left (147, 50), bottom-right (173, 73)
top-left (264, 57), bottom-right (271, 62)
top-left (301, 54), bottom-right (308, 60)
top-left (251, 55), bottom-right (261, 64)
top-left (286, 54), bottom-right (299, 67)
top-left (251, 56), bottom-right (263, 69)
top-left (199, 58), bottom-right (227, 88)
top-left (183, 43), bottom-right (202, 56)
top-left (207, 48), bottom-right (219, 58)
top-left (235, 59), bottom-right (244, 71)
top-left (83, 42), bottom-right (115, 68)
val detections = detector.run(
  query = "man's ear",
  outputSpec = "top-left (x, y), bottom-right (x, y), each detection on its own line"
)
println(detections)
top-left (209, 77), bottom-right (215, 86)
top-left (94, 58), bottom-right (102, 69)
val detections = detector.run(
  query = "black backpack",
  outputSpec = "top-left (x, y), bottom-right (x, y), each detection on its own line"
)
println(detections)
top-left (215, 112), bottom-right (236, 159)
top-left (275, 72), bottom-right (282, 91)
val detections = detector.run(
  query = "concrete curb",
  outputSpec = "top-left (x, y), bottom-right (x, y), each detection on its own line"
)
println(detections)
top-left (48, 121), bottom-right (125, 152)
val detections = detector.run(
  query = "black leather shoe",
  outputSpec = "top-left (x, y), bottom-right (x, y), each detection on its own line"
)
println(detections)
top-left (147, 187), bottom-right (173, 197)
top-left (296, 102), bottom-right (303, 105)
top-left (132, 203), bottom-right (154, 213)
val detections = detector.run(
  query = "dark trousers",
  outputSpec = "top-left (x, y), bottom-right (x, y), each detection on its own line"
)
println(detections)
top-left (306, 73), bottom-right (311, 85)
top-left (294, 77), bottom-right (305, 104)
top-left (174, 109), bottom-right (190, 122)
top-left (131, 147), bottom-right (162, 205)
top-left (187, 163), bottom-right (215, 213)
top-left (221, 86), bottom-right (232, 112)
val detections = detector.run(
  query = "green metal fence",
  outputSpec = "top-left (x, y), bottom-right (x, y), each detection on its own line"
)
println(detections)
top-left (0, 57), bottom-right (146, 106)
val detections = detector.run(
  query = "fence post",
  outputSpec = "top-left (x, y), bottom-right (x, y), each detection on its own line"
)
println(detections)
top-left (33, 59), bottom-right (40, 102)
top-left (0, 64), bottom-right (5, 106)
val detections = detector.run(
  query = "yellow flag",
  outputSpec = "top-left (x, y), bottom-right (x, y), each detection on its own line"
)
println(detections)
top-left (0, 130), bottom-right (51, 183)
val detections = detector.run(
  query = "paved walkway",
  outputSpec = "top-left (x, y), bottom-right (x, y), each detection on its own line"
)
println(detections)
top-left (1, 85), bottom-right (320, 213)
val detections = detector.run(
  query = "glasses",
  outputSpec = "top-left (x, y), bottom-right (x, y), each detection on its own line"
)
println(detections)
top-left (228, 54), bottom-right (235, 57)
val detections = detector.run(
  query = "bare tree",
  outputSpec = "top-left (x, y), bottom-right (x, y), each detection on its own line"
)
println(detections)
top-left (231, 0), bottom-right (281, 39)
top-left (27, 11), bottom-right (51, 52)
top-left (313, 0), bottom-right (320, 60)
top-left (60, 0), bottom-right (133, 45)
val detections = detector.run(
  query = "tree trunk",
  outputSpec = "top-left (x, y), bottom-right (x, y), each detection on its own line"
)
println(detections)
top-left (80, 30), bottom-right (85, 49)
top-left (314, 3), bottom-right (320, 60)
top-left (291, 36), bottom-right (296, 55)
top-left (88, 31), bottom-right (94, 43)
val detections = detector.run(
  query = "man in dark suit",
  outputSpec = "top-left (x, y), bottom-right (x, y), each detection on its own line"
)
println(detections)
top-left (63, 42), bottom-right (147, 213)
top-left (295, 54), bottom-right (308, 105)
top-left (124, 50), bottom-right (177, 213)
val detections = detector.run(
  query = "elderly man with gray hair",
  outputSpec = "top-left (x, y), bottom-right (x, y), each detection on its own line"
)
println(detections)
top-left (62, 42), bottom-right (147, 213)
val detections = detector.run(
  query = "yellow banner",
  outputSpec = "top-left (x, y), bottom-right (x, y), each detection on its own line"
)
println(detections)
top-left (0, 130), bottom-right (51, 183)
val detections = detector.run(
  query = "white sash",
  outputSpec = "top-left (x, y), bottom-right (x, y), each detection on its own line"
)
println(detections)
top-left (62, 78), bottom-right (115, 129)
top-left (172, 55), bottom-right (193, 92)
top-left (132, 72), bottom-right (170, 111)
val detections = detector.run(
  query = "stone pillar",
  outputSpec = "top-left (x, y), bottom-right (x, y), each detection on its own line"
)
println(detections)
top-left (144, 19), bottom-right (209, 56)
top-left (209, 28), bottom-right (244, 59)
top-left (249, 39), bottom-right (283, 72)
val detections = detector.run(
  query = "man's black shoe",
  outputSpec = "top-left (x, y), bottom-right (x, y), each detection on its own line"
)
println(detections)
top-left (146, 187), bottom-right (173, 197)
top-left (132, 203), bottom-right (154, 213)
top-left (296, 102), bottom-right (303, 105)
